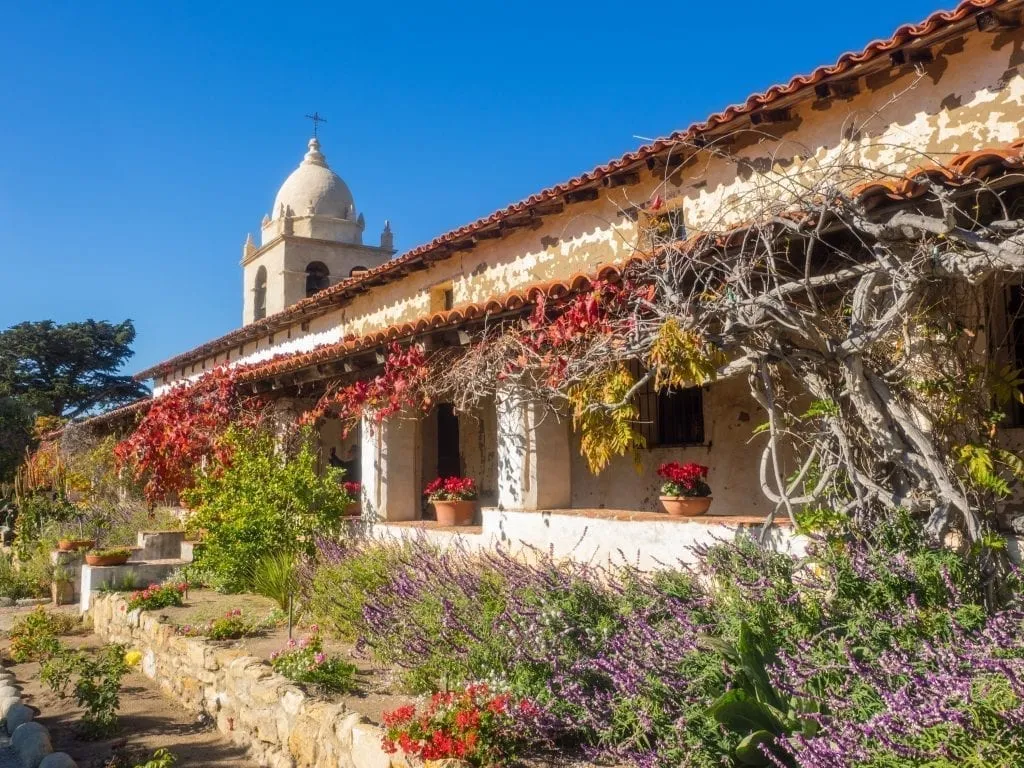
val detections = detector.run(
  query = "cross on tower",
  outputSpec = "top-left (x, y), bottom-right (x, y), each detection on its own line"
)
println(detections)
top-left (305, 111), bottom-right (327, 138)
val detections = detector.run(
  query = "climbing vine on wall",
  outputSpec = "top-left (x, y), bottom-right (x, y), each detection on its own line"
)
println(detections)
top-left (114, 367), bottom-right (264, 503)
top-left (302, 343), bottom-right (432, 435)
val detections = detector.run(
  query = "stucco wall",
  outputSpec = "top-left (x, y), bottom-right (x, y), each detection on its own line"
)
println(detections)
top-left (569, 376), bottom-right (769, 515)
top-left (163, 24), bottom-right (1024, 395)
top-left (370, 508), bottom-right (806, 571)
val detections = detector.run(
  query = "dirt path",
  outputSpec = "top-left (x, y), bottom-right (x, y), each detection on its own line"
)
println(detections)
top-left (2, 613), bottom-right (251, 768)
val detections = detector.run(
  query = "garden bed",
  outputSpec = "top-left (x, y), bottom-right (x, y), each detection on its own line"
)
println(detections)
top-left (1, 610), bottom-right (250, 767)
top-left (147, 589), bottom-right (412, 724)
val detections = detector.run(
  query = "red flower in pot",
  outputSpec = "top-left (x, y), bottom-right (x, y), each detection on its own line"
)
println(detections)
top-left (657, 462), bottom-right (712, 516)
top-left (424, 476), bottom-right (477, 526)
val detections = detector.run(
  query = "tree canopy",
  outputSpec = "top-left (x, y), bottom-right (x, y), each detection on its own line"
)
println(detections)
top-left (0, 320), bottom-right (149, 419)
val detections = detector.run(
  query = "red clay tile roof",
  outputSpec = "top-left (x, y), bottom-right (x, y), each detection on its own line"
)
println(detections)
top-left (51, 396), bottom-right (153, 436)
top-left (136, 0), bottom-right (1008, 381)
top-left (852, 139), bottom-right (1024, 203)
top-left (234, 263), bottom-right (638, 384)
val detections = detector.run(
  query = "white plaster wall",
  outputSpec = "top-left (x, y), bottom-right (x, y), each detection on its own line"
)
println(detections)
top-left (370, 508), bottom-right (806, 571)
top-left (170, 28), bottom-right (1024, 394)
top-left (570, 376), bottom-right (769, 515)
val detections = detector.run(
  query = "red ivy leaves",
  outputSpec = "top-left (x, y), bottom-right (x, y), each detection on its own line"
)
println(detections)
top-left (114, 367), bottom-right (263, 503)
top-left (504, 280), bottom-right (633, 387)
top-left (302, 343), bottom-right (431, 434)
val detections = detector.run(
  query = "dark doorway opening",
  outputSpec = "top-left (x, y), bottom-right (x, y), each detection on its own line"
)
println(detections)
top-left (437, 404), bottom-right (461, 478)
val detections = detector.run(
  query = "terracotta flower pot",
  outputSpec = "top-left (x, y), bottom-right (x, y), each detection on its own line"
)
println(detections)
top-left (57, 538), bottom-right (95, 552)
top-left (431, 499), bottom-right (476, 526)
top-left (85, 552), bottom-right (131, 567)
top-left (343, 502), bottom-right (361, 517)
top-left (660, 496), bottom-right (713, 516)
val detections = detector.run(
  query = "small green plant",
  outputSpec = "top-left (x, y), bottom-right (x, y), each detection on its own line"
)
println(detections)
top-left (126, 582), bottom-right (186, 612)
top-left (133, 748), bottom-right (176, 768)
top-left (8, 606), bottom-right (79, 662)
top-left (177, 609), bottom-right (256, 640)
top-left (40, 643), bottom-right (129, 739)
top-left (98, 573), bottom-right (144, 594)
top-left (702, 622), bottom-right (819, 766)
top-left (270, 631), bottom-right (357, 693)
top-left (250, 551), bottom-right (300, 612)
top-left (74, 643), bottom-right (129, 738)
top-left (89, 547), bottom-right (132, 559)
top-left (39, 647), bottom-right (79, 697)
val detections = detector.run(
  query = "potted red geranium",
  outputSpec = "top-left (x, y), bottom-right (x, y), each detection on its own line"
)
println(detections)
top-left (657, 462), bottom-right (712, 516)
top-left (424, 476), bottom-right (477, 526)
top-left (343, 481), bottom-right (361, 517)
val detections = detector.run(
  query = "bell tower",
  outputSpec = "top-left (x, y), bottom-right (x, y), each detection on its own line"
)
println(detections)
top-left (241, 135), bottom-right (396, 325)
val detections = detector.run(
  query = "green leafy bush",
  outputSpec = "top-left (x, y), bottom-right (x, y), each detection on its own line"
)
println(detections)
top-left (176, 609), bottom-right (262, 640)
top-left (184, 427), bottom-right (350, 592)
top-left (0, 550), bottom-right (50, 599)
top-left (126, 582), bottom-right (186, 612)
top-left (8, 606), bottom-right (79, 662)
top-left (270, 631), bottom-right (356, 693)
top-left (40, 643), bottom-right (129, 739)
top-left (132, 750), bottom-right (176, 768)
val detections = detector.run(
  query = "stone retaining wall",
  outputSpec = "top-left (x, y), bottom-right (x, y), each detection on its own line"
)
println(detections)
top-left (90, 594), bottom-right (399, 768)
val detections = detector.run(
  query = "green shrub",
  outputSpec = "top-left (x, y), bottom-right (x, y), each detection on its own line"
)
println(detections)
top-left (270, 632), bottom-right (357, 693)
top-left (131, 750), bottom-right (176, 768)
top-left (72, 643), bottom-right (129, 738)
top-left (40, 642), bottom-right (129, 739)
top-left (8, 606), bottom-right (79, 662)
top-left (308, 540), bottom-right (405, 639)
top-left (126, 582), bottom-right (186, 612)
top-left (0, 550), bottom-right (50, 599)
top-left (184, 427), bottom-right (350, 592)
top-left (250, 552), bottom-right (300, 611)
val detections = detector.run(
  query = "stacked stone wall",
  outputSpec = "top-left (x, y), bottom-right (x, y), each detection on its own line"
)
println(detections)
top-left (90, 594), bottom-right (398, 768)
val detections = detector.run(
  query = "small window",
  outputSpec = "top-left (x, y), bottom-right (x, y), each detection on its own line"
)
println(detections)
top-left (305, 261), bottom-right (330, 297)
top-left (431, 283), bottom-right (455, 313)
top-left (629, 361), bottom-right (705, 446)
top-left (253, 266), bottom-right (268, 321)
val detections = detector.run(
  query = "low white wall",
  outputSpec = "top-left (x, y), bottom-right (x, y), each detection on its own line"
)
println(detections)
top-left (372, 507), bottom-right (806, 571)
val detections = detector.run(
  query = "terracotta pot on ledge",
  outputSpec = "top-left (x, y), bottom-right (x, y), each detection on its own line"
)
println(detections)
top-left (431, 500), bottom-right (476, 526)
top-left (660, 496), bottom-right (713, 516)
top-left (85, 552), bottom-right (131, 567)
top-left (343, 502), bottom-right (361, 517)
top-left (57, 538), bottom-right (95, 552)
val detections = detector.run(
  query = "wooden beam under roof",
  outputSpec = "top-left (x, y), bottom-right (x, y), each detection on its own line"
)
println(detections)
top-left (563, 187), bottom-right (600, 204)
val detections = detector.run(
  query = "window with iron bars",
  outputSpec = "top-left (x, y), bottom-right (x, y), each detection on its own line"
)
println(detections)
top-left (627, 361), bottom-right (705, 446)
top-left (1005, 283), bottom-right (1024, 427)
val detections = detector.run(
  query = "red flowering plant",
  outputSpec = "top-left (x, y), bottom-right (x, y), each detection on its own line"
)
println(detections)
top-left (301, 343), bottom-right (433, 437)
top-left (657, 461), bottom-right (710, 497)
top-left (424, 476), bottom-right (477, 502)
top-left (126, 581), bottom-right (187, 612)
top-left (343, 481), bottom-right (361, 496)
top-left (115, 366), bottom-right (266, 503)
top-left (381, 683), bottom-right (537, 766)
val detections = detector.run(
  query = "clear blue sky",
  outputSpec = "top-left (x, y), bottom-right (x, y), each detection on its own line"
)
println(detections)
top-left (0, 0), bottom-right (947, 376)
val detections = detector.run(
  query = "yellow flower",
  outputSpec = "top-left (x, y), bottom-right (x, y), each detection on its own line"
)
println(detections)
top-left (124, 650), bottom-right (143, 667)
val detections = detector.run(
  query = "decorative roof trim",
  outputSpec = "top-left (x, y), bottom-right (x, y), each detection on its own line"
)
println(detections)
top-left (136, 0), bottom-right (1011, 381)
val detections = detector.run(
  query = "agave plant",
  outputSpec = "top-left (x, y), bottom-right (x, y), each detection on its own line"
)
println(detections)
top-left (703, 622), bottom-right (819, 766)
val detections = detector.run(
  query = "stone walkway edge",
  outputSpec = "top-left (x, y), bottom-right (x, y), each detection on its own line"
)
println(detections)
top-left (0, 665), bottom-right (76, 768)
top-left (90, 595), bottom-right (403, 768)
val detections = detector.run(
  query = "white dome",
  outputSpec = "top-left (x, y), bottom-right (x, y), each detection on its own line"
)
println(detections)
top-left (272, 138), bottom-right (354, 220)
